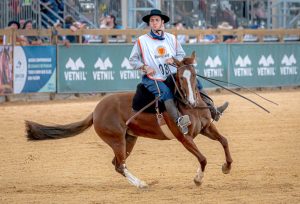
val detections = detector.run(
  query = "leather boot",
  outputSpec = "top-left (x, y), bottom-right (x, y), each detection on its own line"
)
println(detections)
top-left (201, 94), bottom-right (229, 121)
top-left (164, 99), bottom-right (191, 135)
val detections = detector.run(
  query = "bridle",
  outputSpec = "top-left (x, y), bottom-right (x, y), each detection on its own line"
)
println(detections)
top-left (168, 63), bottom-right (207, 109)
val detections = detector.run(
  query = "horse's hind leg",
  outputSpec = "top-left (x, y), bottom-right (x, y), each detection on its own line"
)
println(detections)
top-left (101, 132), bottom-right (147, 188)
top-left (201, 123), bottom-right (233, 174)
top-left (112, 134), bottom-right (137, 166)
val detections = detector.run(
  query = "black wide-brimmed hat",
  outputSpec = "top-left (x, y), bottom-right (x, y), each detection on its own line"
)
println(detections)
top-left (142, 9), bottom-right (170, 23)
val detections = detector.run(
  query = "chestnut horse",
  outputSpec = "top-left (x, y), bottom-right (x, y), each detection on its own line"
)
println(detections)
top-left (26, 52), bottom-right (232, 188)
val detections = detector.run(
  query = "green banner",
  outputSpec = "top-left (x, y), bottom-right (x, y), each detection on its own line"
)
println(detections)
top-left (230, 43), bottom-right (300, 87)
top-left (183, 44), bottom-right (229, 88)
top-left (58, 45), bottom-right (141, 93)
top-left (57, 43), bottom-right (300, 93)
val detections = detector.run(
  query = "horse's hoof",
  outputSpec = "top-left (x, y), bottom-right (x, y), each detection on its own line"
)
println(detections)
top-left (138, 181), bottom-right (149, 189)
top-left (194, 178), bottom-right (203, 186)
top-left (222, 163), bottom-right (231, 174)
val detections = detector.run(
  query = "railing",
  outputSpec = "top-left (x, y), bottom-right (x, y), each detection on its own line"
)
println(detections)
top-left (1, 28), bottom-right (300, 45)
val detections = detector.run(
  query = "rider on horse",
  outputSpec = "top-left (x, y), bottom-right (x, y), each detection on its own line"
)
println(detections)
top-left (129, 9), bottom-right (228, 134)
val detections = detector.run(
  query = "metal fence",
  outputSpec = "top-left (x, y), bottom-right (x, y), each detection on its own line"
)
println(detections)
top-left (0, 0), bottom-right (41, 29)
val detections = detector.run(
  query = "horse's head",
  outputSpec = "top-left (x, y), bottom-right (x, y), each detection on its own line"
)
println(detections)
top-left (173, 51), bottom-right (199, 107)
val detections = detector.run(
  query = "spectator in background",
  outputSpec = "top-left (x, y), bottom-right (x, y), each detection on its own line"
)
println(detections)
top-left (106, 14), bottom-right (123, 29)
top-left (252, 1), bottom-right (267, 26)
top-left (20, 20), bottom-right (43, 45)
top-left (64, 15), bottom-right (77, 43)
top-left (7, 20), bottom-right (20, 30)
top-left (198, 25), bottom-right (218, 43)
top-left (218, 21), bottom-right (237, 43)
top-left (217, 0), bottom-right (238, 28)
top-left (173, 21), bottom-right (188, 44)
top-left (3, 20), bottom-right (24, 45)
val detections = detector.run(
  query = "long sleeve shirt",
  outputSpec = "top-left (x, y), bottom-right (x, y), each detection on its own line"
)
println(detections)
top-left (129, 32), bottom-right (186, 80)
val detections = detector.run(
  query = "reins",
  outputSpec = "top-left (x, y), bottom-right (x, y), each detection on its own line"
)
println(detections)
top-left (196, 74), bottom-right (272, 113)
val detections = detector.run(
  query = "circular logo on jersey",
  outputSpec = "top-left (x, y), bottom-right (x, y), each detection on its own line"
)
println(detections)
top-left (157, 46), bottom-right (166, 57)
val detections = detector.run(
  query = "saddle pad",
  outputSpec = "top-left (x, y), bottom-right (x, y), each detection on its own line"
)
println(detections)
top-left (132, 83), bottom-right (166, 113)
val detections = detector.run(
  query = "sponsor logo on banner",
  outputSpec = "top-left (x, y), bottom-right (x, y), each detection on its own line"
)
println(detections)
top-left (204, 55), bottom-right (223, 77)
top-left (64, 57), bottom-right (87, 80)
top-left (120, 57), bottom-right (140, 80)
top-left (280, 54), bottom-right (297, 75)
top-left (257, 55), bottom-right (275, 76)
top-left (234, 55), bottom-right (253, 76)
top-left (93, 57), bottom-right (114, 80)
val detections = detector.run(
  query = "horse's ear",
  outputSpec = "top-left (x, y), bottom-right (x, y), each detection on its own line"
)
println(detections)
top-left (172, 57), bottom-right (181, 67)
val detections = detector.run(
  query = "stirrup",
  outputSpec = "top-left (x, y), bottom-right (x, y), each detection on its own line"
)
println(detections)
top-left (177, 115), bottom-right (191, 135)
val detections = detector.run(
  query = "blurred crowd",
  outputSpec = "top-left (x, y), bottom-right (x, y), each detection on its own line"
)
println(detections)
top-left (1, 0), bottom-right (299, 46)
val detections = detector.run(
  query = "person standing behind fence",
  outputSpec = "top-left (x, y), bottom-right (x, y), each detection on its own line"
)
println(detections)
top-left (3, 21), bottom-right (24, 45)
top-left (19, 20), bottom-right (43, 45)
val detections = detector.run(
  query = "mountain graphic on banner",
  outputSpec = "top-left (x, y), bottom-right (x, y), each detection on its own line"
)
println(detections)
top-left (205, 56), bottom-right (222, 68)
top-left (281, 54), bottom-right (296, 66)
top-left (66, 57), bottom-right (85, 70)
top-left (259, 55), bottom-right (274, 67)
top-left (235, 55), bottom-right (251, 67)
top-left (121, 57), bottom-right (133, 70)
top-left (94, 57), bottom-right (113, 70)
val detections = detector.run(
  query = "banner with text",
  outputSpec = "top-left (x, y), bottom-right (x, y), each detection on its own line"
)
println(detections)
top-left (230, 43), bottom-right (300, 87)
top-left (13, 46), bottom-right (56, 93)
top-left (57, 43), bottom-right (300, 93)
top-left (0, 46), bottom-right (13, 95)
top-left (183, 44), bottom-right (229, 88)
top-left (58, 45), bottom-right (141, 93)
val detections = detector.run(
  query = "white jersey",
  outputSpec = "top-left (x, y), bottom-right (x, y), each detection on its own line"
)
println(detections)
top-left (137, 33), bottom-right (179, 81)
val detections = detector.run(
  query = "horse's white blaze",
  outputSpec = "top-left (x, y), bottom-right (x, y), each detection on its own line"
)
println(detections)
top-left (123, 166), bottom-right (148, 188)
top-left (183, 70), bottom-right (195, 105)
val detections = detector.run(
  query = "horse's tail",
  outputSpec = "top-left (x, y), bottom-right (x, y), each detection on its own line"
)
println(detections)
top-left (25, 113), bottom-right (93, 140)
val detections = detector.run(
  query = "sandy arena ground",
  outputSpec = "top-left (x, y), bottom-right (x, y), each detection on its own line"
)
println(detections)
top-left (0, 89), bottom-right (299, 204)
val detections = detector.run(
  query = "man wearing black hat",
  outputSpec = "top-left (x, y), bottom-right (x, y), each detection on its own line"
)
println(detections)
top-left (129, 9), bottom-right (228, 134)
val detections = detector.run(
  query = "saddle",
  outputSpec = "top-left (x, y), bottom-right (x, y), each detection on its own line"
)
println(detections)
top-left (132, 75), bottom-right (176, 113)
top-left (132, 83), bottom-right (165, 113)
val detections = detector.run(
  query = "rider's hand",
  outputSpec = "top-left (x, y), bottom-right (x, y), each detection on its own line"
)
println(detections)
top-left (144, 65), bottom-right (155, 75)
top-left (165, 58), bottom-right (174, 65)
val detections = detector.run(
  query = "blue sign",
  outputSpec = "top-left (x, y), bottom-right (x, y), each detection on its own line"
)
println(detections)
top-left (13, 46), bottom-right (56, 93)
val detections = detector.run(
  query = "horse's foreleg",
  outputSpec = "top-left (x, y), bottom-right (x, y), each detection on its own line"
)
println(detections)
top-left (177, 135), bottom-right (207, 185)
top-left (202, 124), bottom-right (233, 174)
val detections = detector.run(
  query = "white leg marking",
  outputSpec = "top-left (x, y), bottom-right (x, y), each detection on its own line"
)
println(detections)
top-left (123, 168), bottom-right (148, 188)
top-left (183, 70), bottom-right (195, 105)
top-left (194, 167), bottom-right (204, 186)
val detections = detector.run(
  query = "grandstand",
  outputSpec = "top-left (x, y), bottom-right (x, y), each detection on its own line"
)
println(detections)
top-left (0, 0), bottom-right (300, 29)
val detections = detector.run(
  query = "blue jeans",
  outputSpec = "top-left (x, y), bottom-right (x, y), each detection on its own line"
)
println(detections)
top-left (142, 75), bottom-right (204, 101)
top-left (142, 76), bottom-right (173, 101)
